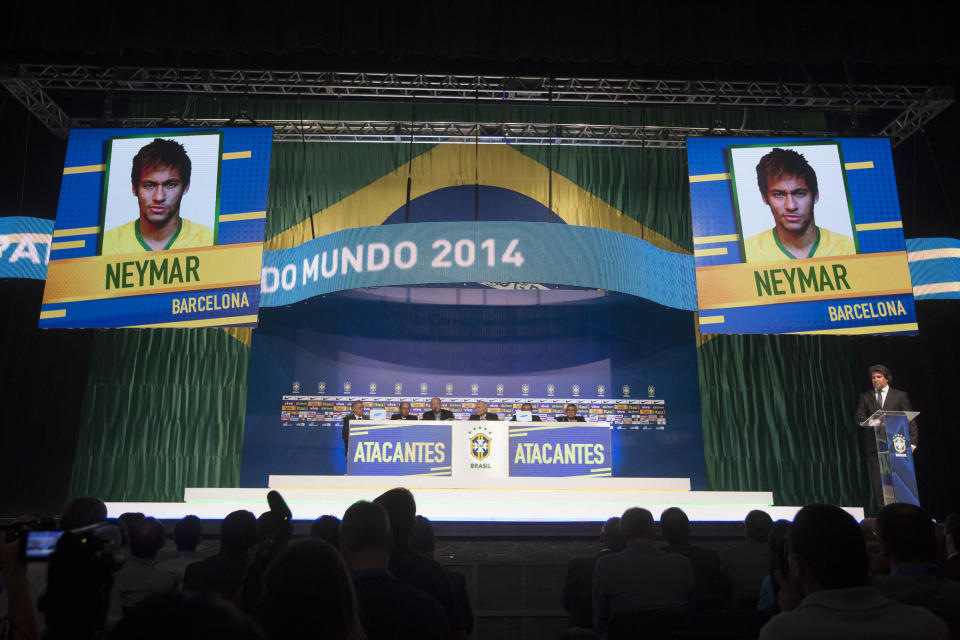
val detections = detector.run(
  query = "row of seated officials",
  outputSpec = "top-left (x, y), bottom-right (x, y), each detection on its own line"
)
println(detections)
top-left (2, 494), bottom-right (959, 640)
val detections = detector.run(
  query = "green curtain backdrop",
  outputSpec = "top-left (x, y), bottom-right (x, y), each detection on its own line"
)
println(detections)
top-left (69, 328), bottom-right (249, 502)
top-left (698, 334), bottom-right (872, 509)
top-left (72, 97), bottom-right (889, 510)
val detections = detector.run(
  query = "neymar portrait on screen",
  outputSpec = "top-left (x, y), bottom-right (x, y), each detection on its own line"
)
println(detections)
top-left (101, 136), bottom-right (217, 255)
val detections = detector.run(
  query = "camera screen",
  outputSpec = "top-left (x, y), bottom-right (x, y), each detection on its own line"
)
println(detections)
top-left (25, 530), bottom-right (63, 560)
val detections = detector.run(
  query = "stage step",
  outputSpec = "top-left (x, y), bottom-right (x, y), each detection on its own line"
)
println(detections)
top-left (268, 475), bottom-right (691, 491)
top-left (172, 475), bottom-right (783, 521)
top-left (103, 500), bottom-right (864, 523)
top-left (183, 487), bottom-right (773, 508)
top-left (104, 475), bottom-right (864, 523)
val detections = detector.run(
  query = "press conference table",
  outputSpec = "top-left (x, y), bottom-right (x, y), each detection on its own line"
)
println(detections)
top-left (346, 420), bottom-right (611, 478)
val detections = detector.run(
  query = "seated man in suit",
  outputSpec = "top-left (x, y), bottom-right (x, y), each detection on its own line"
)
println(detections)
top-left (510, 402), bottom-right (542, 422)
top-left (562, 516), bottom-right (624, 628)
top-left (660, 507), bottom-right (724, 610)
top-left (557, 403), bottom-right (586, 422)
top-left (391, 401), bottom-right (418, 421)
top-left (469, 400), bottom-right (499, 421)
top-left (421, 397), bottom-right (455, 421)
top-left (342, 400), bottom-right (367, 451)
top-left (593, 507), bottom-right (695, 635)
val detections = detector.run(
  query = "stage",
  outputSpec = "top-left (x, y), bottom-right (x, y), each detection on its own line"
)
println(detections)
top-left (104, 475), bottom-right (865, 524)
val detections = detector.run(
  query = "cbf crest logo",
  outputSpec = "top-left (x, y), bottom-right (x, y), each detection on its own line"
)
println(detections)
top-left (648, 385), bottom-right (656, 398)
top-left (318, 381), bottom-right (326, 394)
top-left (343, 381), bottom-right (352, 393)
top-left (547, 384), bottom-right (555, 397)
top-left (572, 384), bottom-right (581, 397)
top-left (445, 383), bottom-right (454, 395)
top-left (597, 385), bottom-right (605, 397)
top-left (469, 426), bottom-right (492, 462)
top-left (420, 382), bottom-right (428, 394)
top-left (622, 385), bottom-right (630, 397)
top-left (521, 383), bottom-right (530, 396)
top-left (892, 433), bottom-right (907, 455)
top-left (496, 383), bottom-right (504, 396)
top-left (369, 382), bottom-right (377, 394)
top-left (394, 382), bottom-right (402, 395)
top-left (292, 381), bottom-right (301, 394)
top-left (471, 383), bottom-right (479, 395)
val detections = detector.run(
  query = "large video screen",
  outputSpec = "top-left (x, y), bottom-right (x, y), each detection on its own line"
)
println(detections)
top-left (688, 137), bottom-right (917, 335)
top-left (39, 127), bottom-right (272, 328)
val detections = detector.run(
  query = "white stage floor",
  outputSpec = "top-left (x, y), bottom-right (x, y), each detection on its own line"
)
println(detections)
top-left (105, 476), bottom-right (865, 523)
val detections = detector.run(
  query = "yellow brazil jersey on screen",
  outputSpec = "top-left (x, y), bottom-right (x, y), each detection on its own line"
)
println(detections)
top-left (742, 226), bottom-right (855, 262)
top-left (101, 218), bottom-right (214, 255)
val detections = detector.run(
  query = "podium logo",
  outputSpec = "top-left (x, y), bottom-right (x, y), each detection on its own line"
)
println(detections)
top-left (892, 433), bottom-right (907, 455)
top-left (470, 432), bottom-right (491, 461)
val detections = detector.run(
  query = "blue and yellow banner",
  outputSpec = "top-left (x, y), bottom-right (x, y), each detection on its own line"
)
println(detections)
top-left (509, 423), bottom-right (612, 477)
top-left (688, 137), bottom-right (918, 335)
top-left (260, 221), bottom-right (697, 311)
top-left (0, 216), bottom-right (53, 280)
top-left (347, 422), bottom-right (452, 476)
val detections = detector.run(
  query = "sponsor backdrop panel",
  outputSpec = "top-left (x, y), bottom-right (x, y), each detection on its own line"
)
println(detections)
top-left (240, 288), bottom-right (705, 487)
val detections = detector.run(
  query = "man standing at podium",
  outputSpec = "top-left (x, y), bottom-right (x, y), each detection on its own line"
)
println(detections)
top-left (855, 364), bottom-right (917, 507)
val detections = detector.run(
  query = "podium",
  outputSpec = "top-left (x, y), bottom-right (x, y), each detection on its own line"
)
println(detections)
top-left (859, 410), bottom-right (920, 506)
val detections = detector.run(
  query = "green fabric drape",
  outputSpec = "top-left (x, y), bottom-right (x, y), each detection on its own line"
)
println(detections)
top-left (69, 328), bottom-right (249, 502)
top-left (698, 334), bottom-right (872, 509)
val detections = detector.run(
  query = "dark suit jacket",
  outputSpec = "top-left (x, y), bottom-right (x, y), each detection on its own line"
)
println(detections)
top-left (421, 409), bottom-right (455, 421)
top-left (351, 568), bottom-right (449, 640)
top-left (662, 543), bottom-right (725, 609)
top-left (556, 415), bottom-right (587, 422)
top-left (469, 413), bottom-right (499, 420)
top-left (182, 551), bottom-right (248, 601)
top-left (562, 549), bottom-right (616, 628)
top-left (855, 386), bottom-right (918, 447)
top-left (342, 413), bottom-right (368, 447)
top-left (445, 568), bottom-right (475, 635)
top-left (391, 413), bottom-right (419, 420)
top-left (389, 550), bottom-right (464, 635)
top-left (510, 414), bottom-right (542, 422)
top-left (593, 543), bottom-right (695, 633)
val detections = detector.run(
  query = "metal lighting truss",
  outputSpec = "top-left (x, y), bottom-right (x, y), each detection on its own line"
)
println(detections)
top-left (1, 64), bottom-right (953, 146)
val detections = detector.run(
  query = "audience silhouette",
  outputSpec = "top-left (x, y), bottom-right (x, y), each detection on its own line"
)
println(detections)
top-left (5, 492), bottom-right (958, 640)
